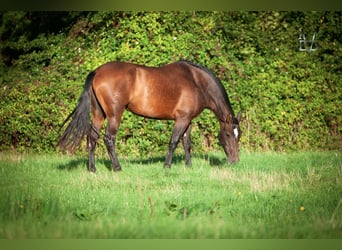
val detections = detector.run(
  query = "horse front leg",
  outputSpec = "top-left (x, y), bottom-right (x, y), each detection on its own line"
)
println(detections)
top-left (182, 124), bottom-right (192, 166)
top-left (164, 120), bottom-right (190, 168)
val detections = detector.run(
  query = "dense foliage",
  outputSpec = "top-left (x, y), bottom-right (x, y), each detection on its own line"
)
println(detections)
top-left (0, 11), bottom-right (341, 155)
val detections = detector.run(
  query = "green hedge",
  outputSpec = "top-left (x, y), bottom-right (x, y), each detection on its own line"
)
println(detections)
top-left (0, 11), bottom-right (341, 156)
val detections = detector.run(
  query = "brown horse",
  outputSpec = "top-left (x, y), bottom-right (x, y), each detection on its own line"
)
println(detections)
top-left (57, 60), bottom-right (242, 172)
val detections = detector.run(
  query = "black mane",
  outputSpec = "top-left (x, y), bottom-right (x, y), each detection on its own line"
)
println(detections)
top-left (179, 60), bottom-right (234, 118)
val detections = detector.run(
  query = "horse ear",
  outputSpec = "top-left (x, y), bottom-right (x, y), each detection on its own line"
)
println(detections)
top-left (237, 111), bottom-right (242, 123)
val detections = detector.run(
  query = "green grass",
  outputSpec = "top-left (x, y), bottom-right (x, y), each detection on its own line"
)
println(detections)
top-left (0, 151), bottom-right (341, 238)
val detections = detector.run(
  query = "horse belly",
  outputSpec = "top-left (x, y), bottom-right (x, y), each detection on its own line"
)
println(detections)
top-left (127, 89), bottom-right (179, 119)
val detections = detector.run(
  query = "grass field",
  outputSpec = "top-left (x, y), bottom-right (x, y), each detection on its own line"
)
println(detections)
top-left (0, 151), bottom-right (341, 238)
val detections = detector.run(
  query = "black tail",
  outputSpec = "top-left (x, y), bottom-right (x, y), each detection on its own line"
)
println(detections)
top-left (57, 71), bottom-right (96, 152)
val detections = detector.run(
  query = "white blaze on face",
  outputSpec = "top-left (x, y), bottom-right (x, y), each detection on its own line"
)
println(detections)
top-left (233, 128), bottom-right (239, 139)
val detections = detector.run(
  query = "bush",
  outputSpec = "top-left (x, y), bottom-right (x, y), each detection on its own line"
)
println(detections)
top-left (0, 11), bottom-right (341, 155)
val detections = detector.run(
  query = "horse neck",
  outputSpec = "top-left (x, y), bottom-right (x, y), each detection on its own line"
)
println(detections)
top-left (211, 98), bottom-right (234, 124)
top-left (185, 61), bottom-right (234, 123)
top-left (204, 80), bottom-right (234, 123)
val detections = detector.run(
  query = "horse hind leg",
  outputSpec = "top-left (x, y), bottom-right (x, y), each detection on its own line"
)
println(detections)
top-left (104, 114), bottom-right (123, 171)
top-left (88, 101), bottom-right (105, 172)
top-left (87, 123), bottom-right (101, 172)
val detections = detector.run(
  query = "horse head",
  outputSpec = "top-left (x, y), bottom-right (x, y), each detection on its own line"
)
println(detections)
top-left (218, 111), bottom-right (242, 164)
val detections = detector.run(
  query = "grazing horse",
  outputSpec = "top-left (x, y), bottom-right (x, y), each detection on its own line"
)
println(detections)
top-left (57, 60), bottom-right (242, 172)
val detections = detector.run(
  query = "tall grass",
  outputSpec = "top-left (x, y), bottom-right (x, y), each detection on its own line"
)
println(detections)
top-left (0, 151), bottom-right (341, 238)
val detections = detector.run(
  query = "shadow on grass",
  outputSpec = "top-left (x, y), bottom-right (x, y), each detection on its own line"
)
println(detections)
top-left (56, 153), bottom-right (227, 171)
top-left (207, 156), bottom-right (227, 167)
top-left (56, 158), bottom-right (88, 171)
